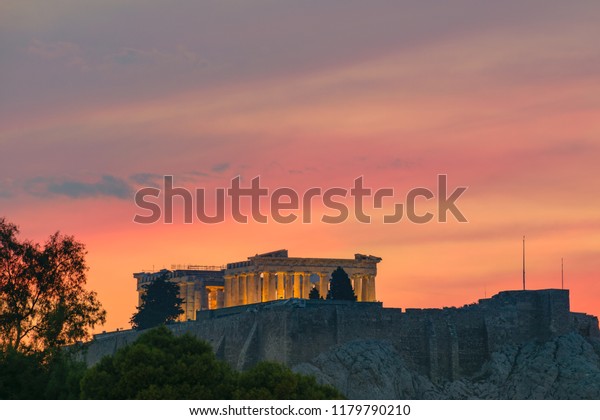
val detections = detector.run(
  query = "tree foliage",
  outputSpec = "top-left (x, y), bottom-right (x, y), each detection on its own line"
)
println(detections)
top-left (81, 326), bottom-right (344, 399)
top-left (235, 361), bottom-right (342, 399)
top-left (130, 274), bottom-right (184, 330)
top-left (0, 347), bottom-right (90, 399)
top-left (308, 287), bottom-right (321, 300)
top-left (0, 217), bottom-right (106, 353)
top-left (81, 326), bottom-right (236, 399)
top-left (326, 267), bottom-right (357, 301)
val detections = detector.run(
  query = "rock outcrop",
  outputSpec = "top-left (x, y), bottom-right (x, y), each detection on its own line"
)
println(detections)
top-left (85, 288), bottom-right (600, 400)
top-left (293, 333), bottom-right (600, 399)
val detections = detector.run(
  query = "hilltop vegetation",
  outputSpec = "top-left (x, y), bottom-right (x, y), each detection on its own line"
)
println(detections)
top-left (1, 326), bottom-right (343, 399)
top-left (81, 326), bottom-right (342, 399)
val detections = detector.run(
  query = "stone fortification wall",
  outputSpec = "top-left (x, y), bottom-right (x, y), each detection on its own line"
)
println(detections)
top-left (83, 289), bottom-right (599, 382)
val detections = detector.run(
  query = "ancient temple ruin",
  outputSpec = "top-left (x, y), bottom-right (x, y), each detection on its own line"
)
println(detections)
top-left (223, 250), bottom-right (381, 307)
top-left (133, 250), bottom-right (382, 321)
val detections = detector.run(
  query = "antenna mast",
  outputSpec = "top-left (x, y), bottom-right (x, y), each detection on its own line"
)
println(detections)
top-left (522, 236), bottom-right (526, 290)
top-left (561, 257), bottom-right (564, 289)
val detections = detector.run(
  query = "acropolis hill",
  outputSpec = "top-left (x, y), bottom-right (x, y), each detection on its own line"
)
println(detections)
top-left (86, 250), bottom-right (600, 395)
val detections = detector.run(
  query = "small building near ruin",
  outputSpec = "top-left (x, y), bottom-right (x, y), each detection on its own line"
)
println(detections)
top-left (133, 265), bottom-right (225, 322)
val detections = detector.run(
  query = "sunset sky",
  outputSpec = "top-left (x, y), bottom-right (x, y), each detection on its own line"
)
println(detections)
top-left (1, 1), bottom-right (599, 332)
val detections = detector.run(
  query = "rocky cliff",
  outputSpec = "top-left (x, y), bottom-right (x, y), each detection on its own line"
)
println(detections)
top-left (293, 333), bottom-right (600, 399)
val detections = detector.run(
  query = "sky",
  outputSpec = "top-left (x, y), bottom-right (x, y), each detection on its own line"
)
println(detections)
top-left (1, 0), bottom-right (599, 332)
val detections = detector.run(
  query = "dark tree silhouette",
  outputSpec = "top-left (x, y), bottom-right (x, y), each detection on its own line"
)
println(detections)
top-left (308, 287), bottom-right (321, 300)
top-left (235, 361), bottom-right (342, 399)
top-left (0, 347), bottom-right (86, 399)
top-left (81, 326), bottom-right (343, 399)
top-left (0, 217), bottom-right (106, 353)
top-left (326, 267), bottom-right (357, 301)
top-left (81, 326), bottom-right (235, 399)
top-left (130, 274), bottom-right (183, 330)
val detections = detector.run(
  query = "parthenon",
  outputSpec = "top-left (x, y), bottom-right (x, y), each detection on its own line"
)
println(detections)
top-left (133, 250), bottom-right (382, 320)
top-left (223, 250), bottom-right (381, 307)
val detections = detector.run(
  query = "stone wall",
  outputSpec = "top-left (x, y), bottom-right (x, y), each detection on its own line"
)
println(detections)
top-left (83, 289), bottom-right (599, 382)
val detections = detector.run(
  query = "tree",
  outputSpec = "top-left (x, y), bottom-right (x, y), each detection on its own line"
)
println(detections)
top-left (0, 217), bottom-right (106, 354)
top-left (81, 326), bottom-right (236, 399)
top-left (0, 349), bottom-right (46, 399)
top-left (235, 361), bottom-right (343, 399)
top-left (130, 274), bottom-right (183, 330)
top-left (0, 348), bottom-right (87, 400)
top-left (308, 287), bottom-right (321, 300)
top-left (326, 267), bottom-right (357, 301)
top-left (81, 326), bottom-right (343, 399)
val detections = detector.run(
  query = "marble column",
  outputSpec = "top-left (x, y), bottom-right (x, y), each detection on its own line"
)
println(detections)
top-left (240, 274), bottom-right (248, 305)
top-left (276, 272), bottom-right (285, 299)
top-left (253, 272), bottom-right (262, 303)
top-left (203, 287), bottom-right (209, 311)
top-left (216, 289), bottom-right (224, 308)
top-left (283, 272), bottom-right (293, 299)
top-left (367, 275), bottom-right (376, 301)
top-left (302, 273), bottom-right (311, 299)
top-left (224, 275), bottom-right (232, 307)
top-left (194, 286), bottom-right (202, 313)
top-left (293, 272), bottom-right (302, 298)
top-left (268, 272), bottom-right (277, 301)
top-left (261, 272), bottom-right (269, 302)
top-left (262, 272), bottom-right (277, 301)
top-left (245, 273), bottom-right (255, 304)
top-left (188, 282), bottom-right (195, 318)
top-left (353, 274), bottom-right (363, 301)
top-left (232, 275), bottom-right (240, 306)
top-left (318, 272), bottom-right (329, 299)
top-left (200, 286), bottom-right (209, 311)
